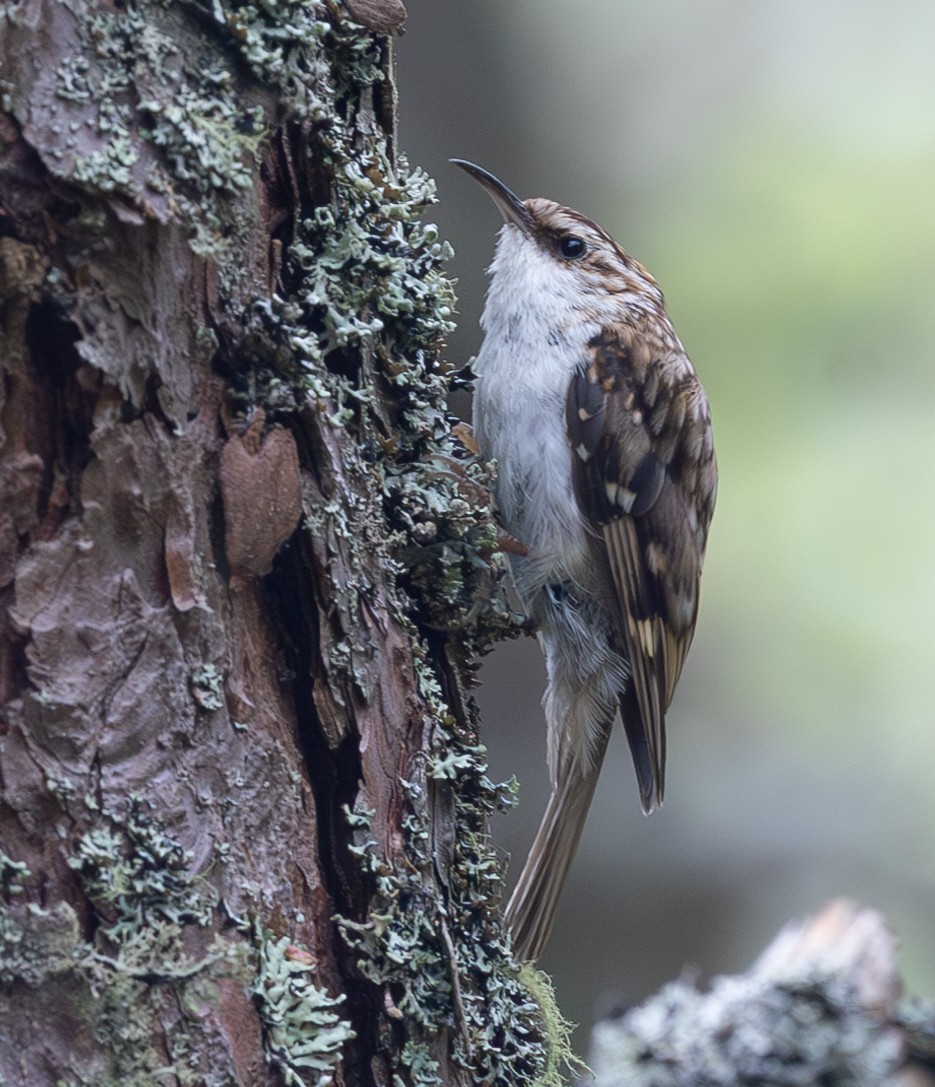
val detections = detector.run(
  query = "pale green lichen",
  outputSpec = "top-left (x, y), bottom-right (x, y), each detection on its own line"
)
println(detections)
top-left (399, 1041), bottom-right (443, 1087)
top-left (253, 932), bottom-right (355, 1087)
top-left (67, 811), bottom-right (240, 1087)
top-left (338, 643), bottom-right (551, 1087)
top-left (190, 662), bottom-right (226, 712)
top-left (204, 0), bottom-right (332, 119)
top-left (245, 116), bottom-right (516, 641)
top-left (0, 804), bottom-right (243, 1085)
top-left (894, 997), bottom-right (935, 1072)
top-left (285, 147), bottom-right (456, 365)
top-left (255, 136), bottom-right (457, 409)
top-left (32, 0), bottom-right (287, 268)
top-left (211, 0), bottom-right (511, 657)
top-left (0, 899), bottom-right (82, 986)
top-left (590, 972), bottom-right (908, 1087)
top-left (386, 449), bottom-right (520, 640)
top-left (67, 806), bottom-right (219, 974)
top-left (139, 90), bottom-right (262, 198)
top-left (71, 129), bottom-right (139, 191)
top-left (259, 76), bottom-right (545, 1074)
top-left (0, 850), bottom-right (29, 896)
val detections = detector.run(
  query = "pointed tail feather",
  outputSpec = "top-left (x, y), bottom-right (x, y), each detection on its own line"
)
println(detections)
top-left (505, 734), bottom-right (610, 961)
top-left (619, 683), bottom-right (665, 814)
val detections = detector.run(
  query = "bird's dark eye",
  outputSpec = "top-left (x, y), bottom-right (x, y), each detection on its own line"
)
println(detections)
top-left (558, 235), bottom-right (587, 260)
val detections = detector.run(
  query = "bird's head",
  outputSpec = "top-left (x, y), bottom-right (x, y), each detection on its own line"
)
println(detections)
top-left (451, 159), bottom-right (664, 321)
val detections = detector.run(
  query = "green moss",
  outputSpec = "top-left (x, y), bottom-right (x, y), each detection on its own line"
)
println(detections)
top-left (518, 964), bottom-right (589, 1087)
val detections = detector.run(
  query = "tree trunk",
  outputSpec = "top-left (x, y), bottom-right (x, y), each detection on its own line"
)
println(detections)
top-left (5, 5), bottom-right (934, 1087)
top-left (0, 2), bottom-right (548, 1084)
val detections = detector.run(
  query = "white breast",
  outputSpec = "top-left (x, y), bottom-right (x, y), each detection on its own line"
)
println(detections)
top-left (472, 227), bottom-right (598, 600)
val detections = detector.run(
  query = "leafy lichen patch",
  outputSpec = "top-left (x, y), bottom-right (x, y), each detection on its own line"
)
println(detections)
top-left (1, 0), bottom-right (272, 267)
top-left (0, 802), bottom-right (251, 1085)
top-left (252, 932), bottom-right (355, 1087)
top-left (338, 643), bottom-right (552, 1087)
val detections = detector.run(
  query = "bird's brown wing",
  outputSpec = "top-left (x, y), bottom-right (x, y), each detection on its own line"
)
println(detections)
top-left (565, 323), bottom-right (715, 812)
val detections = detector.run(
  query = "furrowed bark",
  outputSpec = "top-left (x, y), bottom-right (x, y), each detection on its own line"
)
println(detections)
top-left (0, 3), bottom-right (538, 1084)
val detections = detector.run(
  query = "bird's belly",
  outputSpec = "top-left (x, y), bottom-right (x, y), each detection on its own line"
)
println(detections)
top-left (474, 366), bottom-right (590, 600)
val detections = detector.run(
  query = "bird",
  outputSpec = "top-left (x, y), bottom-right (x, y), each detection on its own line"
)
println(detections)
top-left (451, 159), bottom-right (717, 962)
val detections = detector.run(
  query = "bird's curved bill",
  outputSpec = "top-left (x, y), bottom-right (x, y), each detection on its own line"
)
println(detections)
top-left (450, 159), bottom-right (532, 234)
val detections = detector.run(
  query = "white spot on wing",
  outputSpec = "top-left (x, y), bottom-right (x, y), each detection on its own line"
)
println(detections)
top-left (617, 487), bottom-right (636, 513)
top-left (646, 542), bottom-right (667, 574)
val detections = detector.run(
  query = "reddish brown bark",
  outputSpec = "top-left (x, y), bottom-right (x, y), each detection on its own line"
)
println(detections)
top-left (0, 3), bottom-right (539, 1084)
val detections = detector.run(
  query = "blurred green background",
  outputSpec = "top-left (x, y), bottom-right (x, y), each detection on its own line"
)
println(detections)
top-left (396, 0), bottom-right (935, 1038)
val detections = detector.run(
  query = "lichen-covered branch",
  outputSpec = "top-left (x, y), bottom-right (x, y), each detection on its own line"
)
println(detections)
top-left (591, 900), bottom-right (935, 1087)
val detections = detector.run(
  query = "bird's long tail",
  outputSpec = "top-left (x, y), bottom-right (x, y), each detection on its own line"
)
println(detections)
top-left (505, 729), bottom-right (610, 961)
